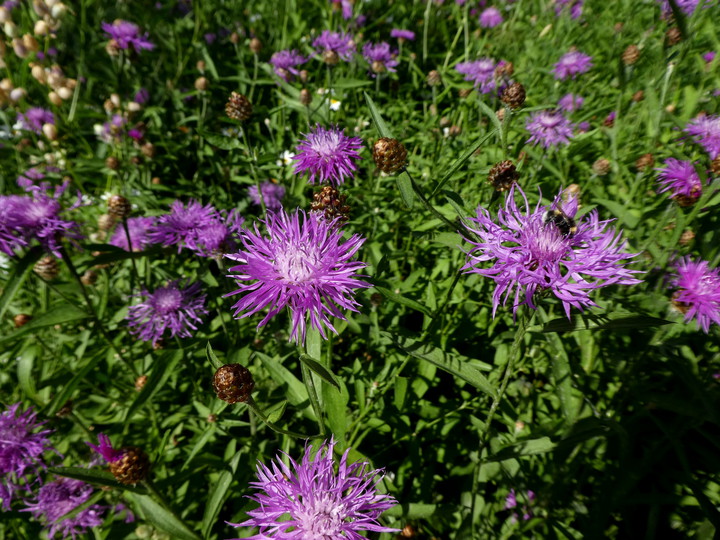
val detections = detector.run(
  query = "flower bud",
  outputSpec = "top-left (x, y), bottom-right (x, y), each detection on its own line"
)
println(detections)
top-left (13, 313), bottom-right (32, 328)
top-left (299, 88), bottom-right (312, 106)
top-left (372, 137), bottom-right (407, 174)
top-left (50, 2), bottom-right (67, 18)
top-left (225, 91), bottom-right (252, 121)
top-left (42, 122), bottom-right (57, 140)
top-left (105, 156), bottom-right (120, 170)
top-left (108, 195), bottom-right (131, 219)
top-left (487, 160), bottom-right (519, 192)
top-left (31, 64), bottom-right (47, 83)
top-left (635, 153), bottom-right (655, 171)
top-left (249, 37), bottom-right (262, 54)
top-left (141, 142), bottom-right (155, 158)
top-left (213, 364), bottom-right (255, 404)
top-left (622, 44), bottom-right (640, 66)
top-left (135, 375), bottom-right (148, 391)
top-left (322, 49), bottom-right (339, 65)
top-left (9, 87), bottom-right (26, 102)
top-left (299, 69), bottom-right (309, 84)
top-left (592, 158), bottom-right (611, 176)
top-left (22, 34), bottom-right (39, 52)
top-left (0, 7), bottom-right (9, 23)
top-left (34, 19), bottom-right (49, 36)
top-left (57, 86), bottom-right (72, 100)
top-left (4, 21), bottom-right (18, 39)
top-left (34, 256), bottom-right (60, 280)
top-left (48, 90), bottom-right (62, 106)
top-left (311, 185), bottom-right (350, 225)
top-left (12, 38), bottom-right (28, 58)
top-left (194, 76), bottom-right (209, 92)
top-left (500, 82), bottom-right (526, 110)
top-left (127, 101), bottom-right (141, 112)
top-left (81, 269), bottom-right (98, 286)
top-left (109, 446), bottom-right (150, 484)
top-left (426, 69), bottom-right (441, 87)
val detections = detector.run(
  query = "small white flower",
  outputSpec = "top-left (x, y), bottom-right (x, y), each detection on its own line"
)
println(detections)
top-left (329, 99), bottom-right (341, 111)
top-left (276, 150), bottom-right (294, 167)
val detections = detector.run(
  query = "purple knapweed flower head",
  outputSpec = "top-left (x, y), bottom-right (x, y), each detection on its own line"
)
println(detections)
top-left (0, 403), bottom-right (55, 510)
top-left (555, 0), bottom-right (583, 19)
top-left (657, 0), bottom-right (711, 16)
top-left (462, 185), bottom-right (643, 319)
top-left (109, 216), bottom-right (155, 252)
top-left (23, 476), bottom-right (109, 539)
top-left (455, 58), bottom-right (497, 94)
top-left (331, 0), bottom-right (354, 19)
top-left (362, 41), bottom-right (399, 77)
top-left (229, 437), bottom-right (398, 539)
top-left (557, 93), bottom-right (584, 113)
top-left (133, 88), bottom-right (149, 105)
top-left (293, 124), bottom-right (363, 186)
top-left (16, 108), bottom-right (55, 135)
top-left (193, 209), bottom-right (246, 258)
top-left (313, 30), bottom-right (355, 63)
top-left (96, 114), bottom-right (127, 144)
top-left (269, 49), bottom-right (308, 82)
top-left (86, 433), bottom-right (124, 463)
top-left (525, 111), bottom-right (574, 149)
top-left (479, 7), bottom-right (504, 27)
top-left (685, 115), bottom-right (720, 160)
top-left (505, 489), bottom-right (536, 522)
top-left (101, 20), bottom-right (155, 52)
top-left (390, 28), bottom-right (415, 41)
top-left (248, 181), bottom-right (286, 212)
top-left (704, 51), bottom-right (716, 64)
top-left (553, 50), bottom-right (592, 80)
top-left (126, 280), bottom-right (208, 345)
top-left (656, 158), bottom-right (703, 206)
top-left (225, 209), bottom-right (371, 344)
top-left (670, 257), bottom-right (720, 333)
top-left (149, 199), bottom-right (217, 253)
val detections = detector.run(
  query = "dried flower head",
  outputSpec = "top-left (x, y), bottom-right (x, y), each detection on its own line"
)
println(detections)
top-left (487, 160), bottom-right (519, 192)
top-left (670, 257), bottom-right (720, 333)
top-left (88, 434), bottom-right (150, 484)
top-left (225, 209), bottom-right (370, 344)
top-left (229, 438), bottom-right (398, 539)
top-left (226, 92), bottom-right (253, 122)
top-left (293, 125), bottom-right (363, 186)
top-left (372, 137), bottom-right (407, 174)
top-left (311, 185), bottom-right (351, 225)
top-left (213, 364), bottom-right (255, 404)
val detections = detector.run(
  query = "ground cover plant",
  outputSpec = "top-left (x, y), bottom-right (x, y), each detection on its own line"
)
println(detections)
top-left (1, 0), bottom-right (720, 538)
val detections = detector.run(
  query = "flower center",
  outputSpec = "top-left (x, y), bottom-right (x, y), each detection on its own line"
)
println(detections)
top-left (276, 246), bottom-right (318, 283)
top-left (312, 133), bottom-right (341, 160)
top-left (152, 288), bottom-right (183, 314)
top-left (295, 492), bottom-right (346, 539)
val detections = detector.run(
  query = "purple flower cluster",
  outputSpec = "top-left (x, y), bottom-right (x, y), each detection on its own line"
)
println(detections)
top-left (313, 30), bottom-right (355, 62)
top-left (230, 438), bottom-right (397, 538)
top-left (248, 181), bottom-right (286, 212)
top-left (479, 7), bottom-right (503, 28)
top-left (455, 57), bottom-right (498, 94)
top-left (16, 108), bottom-right (55, 135)
top-left (225, 209), bottom-right (370, 344)
top-left (685, 115), bottom-right (720, 159)
top-left (553, 50), bottom-right (593, 80)
top-left (390, 29), bottom-right (415, 41)
top-left (362, 41), bottom-right (399, 76)
top-left (269, 49), bottom-right (308, 82)
top-left (525, 111), bottom-right (574, 149)
top-left (126, 280), bottom-right (208, 345)
top-left (101, 20), bottom-right (155, 52)
top-left (96, 114), bottom-right (127, 144)
top-left (554, 0), bottom-right (583, 19)
top-left (109, 216), bottom-right (156, 252)
top-left (462, 186), bottom-right (642, 318)
top-left (505, 489), bottom-right (536, 521)
top-left (657, 0), bottom-right (711, 16)
top-left (557, 93), bottom-right (584, 113)
top-left (656, 158), bottom-right (703, 205)
top-left (671, 257), bottom-right (720, 333)
top-left (293, 125), bottom-right (363, 186)
top-left (0, 403), bottom-right (54, 510)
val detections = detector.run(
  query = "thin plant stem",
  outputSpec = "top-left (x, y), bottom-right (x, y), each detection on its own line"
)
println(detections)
top-left (403, 168), bottom-right (464, 236)
top-left (246, 398), bottom-right (319, 439)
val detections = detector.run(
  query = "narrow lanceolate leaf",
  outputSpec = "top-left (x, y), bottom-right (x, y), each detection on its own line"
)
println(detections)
top-left (0, 246), bottom-right (42, 320)
top-left (532, 312), bottom-right (674, 333)
top-left (45, 351), bottom-right (106, 417)
top-left (206, 341), bottom-right (223, 370)
top-left (430, 130), bottom-right (496, 198)
top-left (49, 467), bottom-right (148, 494)
top-left (485, 437), bottom-right (556, 462)
top-left (299, 354), bottom-right (340, 389)
top-left (126, 493), bottom-right (201, 540)
top-left (374, 286), bottom-right (433, 317)
top-left (201, 449), bottom-right (244, 539)
top-left (364, 91), bottom-right (393, 138)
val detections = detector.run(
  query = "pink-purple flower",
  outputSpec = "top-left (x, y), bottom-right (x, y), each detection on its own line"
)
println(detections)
top-left (229, 438), bottom-right (398, 539)
top-left (505, 489), bottom-right (536, 521)
top-left (684, 115), bottom-right (720, 160)
top-left (555, 0), bottom-right (583, 19)
top-left (109, 216), bottom-right (155, 252)
top-left (656, 158), bottom-right (703, 206)
top-left (269, 49), bottom-right (308, 82)
top-left (462, 186), bottom-right (642, 318)
top-left (657, 0), bottom-right (711, 16)
top-left (479, 7), bottom-right (503, 28)
top-left (455, 58), bottom-right (497, 94)
top-left (362, 41), bottom-right (399, 76)
top-left (293, 125), bottom-right (363, 186)
top-left (313, 30), bottom-right (355, 63)
top-left (553, 50), bottom-right (593, 80)
top-left (670, 257), bottom-right (720, 333)
top-left (126, 280), bottom-right (208, 345)
top-left (248, 181), bottom-right (286, 212)
top-left (557, 93), bottom-right (584, 113)
top-left (390, 29), bottom-right (415, 41)
top-left (16, 108), bottom-right (55, 135)
top-left (101, 20), bottom-right (155, 52)
top-left (525, 111), bottom-right (574, 149)
top-left (225, 209), bottom-right (370, 344)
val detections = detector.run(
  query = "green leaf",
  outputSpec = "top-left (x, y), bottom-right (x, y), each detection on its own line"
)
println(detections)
top-left (255, 352), bottom-right (310, 408)
top-left (374, 286), bottom-right (432, 317)
top-left (396, 173), bottom-right (415, 208)
top-left (126, 493), bottom-right (201, 540)
top-left (385, 333), bottom-right (496, 396)
top-left (206, 342), bottom-right (223, 370)
top-left (200, 131), bottom-right (242, 150)
top-left (299, 354), bottom-right (340, 389)
top-left (0, 246), bottom-right (42, 320)
top-left (181, 426), bottom-right (216, 471)
top-left (125, 349), bottom-right (184, 423)
top-left (201, 449), bottom-right (244, 539)
top-left (17, 346), bottom-right (37, 400)
top-left (363, 91), bottom-right (393, 138)
top-left (49, 467), bottom-right (148, 494)
top-left (486, 437), bottom-right (556, 462)
top-left (45, 351), bottom-right (106, 417)
top-left (384, 503), bottom-right (438, 519)
top-left (594, 198), bottom-right (640, 229)
top-left (545, 332), bottom-right (581, 423)
top-left (323, 378), bottom-right (349, 443)
top-left (0, 303), bottom-right (90, 346)
top-left (532, 312), bottom-right (674, 333)
top-left (430, 130), bottom-right (496, 197)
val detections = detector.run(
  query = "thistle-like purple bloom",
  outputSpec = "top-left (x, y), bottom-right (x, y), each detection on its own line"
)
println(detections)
top-left (479, 7), bottom-right (504, 28)
top-left (293, 125), bottom-right (363, 186)
top-left (16, 108), bottom-right (55, 135)
top-left (656, 158), bottom-right (703, 205)
top-left (126, 280), bottom-right (208, 345)
top-left (362, 41), bottom-right (399, 76)
top-left (657, 0), bottom-right (711, 16)
top-left (86, 433), bottom-right (124, 463)
top-left (390, 29), bottom-right (415, 41)
top-left (101, 20), bottom-right (155, 52)
top-left (313, 30), bottom-right (355, 62)
top-left (553, 50), bottom-right (592, 80)
top-left (525, 111), bottom-right (574, 149)
top-left (455, 58), bottom-right (497, 94)
top-left (97, 114), bottom-right (127, 144)
top-left (248, 181), bottom-right (286, 212)
top-left (555, 0), bottom-right (583, 19)
top-left (557, 93), bottom-right (584, 113)
top-left (229, 438), bottom-right (398, 539)
top-left (685, 115), bottom-right (720, 159)
top-left (225, 209), bottom-right (370, 344)
top-left (462, 186), bottom-right (642, 318)
top-left (0, 403), bottom-right (54, 510)
top-left (670, 257), bottom-right (720, 333)
top-left (269, 50), bottom-right (308, 82)
top-left (109, 216), bottom-right (155, 252)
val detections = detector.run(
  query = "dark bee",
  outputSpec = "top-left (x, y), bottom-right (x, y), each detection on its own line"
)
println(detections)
top-left (543, 209), bottom-right (577, 237)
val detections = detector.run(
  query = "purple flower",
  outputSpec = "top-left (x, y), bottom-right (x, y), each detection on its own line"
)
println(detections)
top-left (293, 125), bottom-right (363, 186)
top-left (704, 51), bottom-right (716, 64)
top-left (248, 181), bottom-right (286, 212)
top-left (101, 20), bottom-right (155, 52)
top-left (505, 489), bottom-right (536, 522)
top-left (331, 0), bottom-right (354, 19)
top-left (362, 41), bottom-right (399, 76)
top-left (656, 158), bottom-right (703, 205)
top-left (97, 114), bottom-right (127, 143)
top-left (685, 115), bottom-right (720, 159)
top-left (462, 185), bottom-right (642, 318)
top-left (0, 403), bottom-right (54, 510)
top-left (204, 32), bottom-right (216, 44)
top-left (525, 111), bottom-right (574, 149)
top-left (126, 280), bottom-right (208, 345)
top-left (479, 7), bottom-right (504, 27)
top-left (86, 433), bottom-right (124, 463)
top-left (225, 209), bottom-right (370, 344)
top-left (133, 88), bottom-right (149, 105)
top-left (23, 476), bottom-right (109, 539)
top-left (671, 257), bottom-right (720, 333)
top-left (553, 50), bottom-right (592, 80)
top-left (557, 93), bottom-right (584, 113)
top-left (109, 216), bottom-right (155, 252)
top-left (16, 108), bottom-right (55, 135)
top-left (390, 29), bottom-right (415, 41)
top-left (313, 30), bottom-right (355, 63)
top-left (229, 438), bottom-right (398, 539)
top-left (269, 49), bottom-right (308, 82)
top-left (657, 0), bottom-right (711, 16)
top-left (456, 58), bottom-right (497, 94)
top-left (555, 0), bottom-right (583, 18)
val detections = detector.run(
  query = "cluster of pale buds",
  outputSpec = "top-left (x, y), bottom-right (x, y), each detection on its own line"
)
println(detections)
top-left (29, 63), bottom-right (77, 105)
top-left (103, 92), bottom-right (144, 115)
top-left (0, 78), bottom-right (26, 106)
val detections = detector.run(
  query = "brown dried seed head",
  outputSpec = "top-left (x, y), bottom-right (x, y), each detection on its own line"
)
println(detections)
top-left (426, 70), bottom-right (441, 87)
top-left (81, 270), bottom-right (98, 286)
top-left (299, 88), bottom-right (312, 106)
top-left (194, 76), bottom-right (209, 92)
top-left (458, 88), bottom-right (472, 99)
top-left (622, 44), bottom-right (640, 66)
top-left (13, 313), bottom-right (32, 328)
top-left (372, 137), bottom-right (407, 174)
top-left (500, 82), bottom-right (526, 110)
top-left (632, 90), bottom-right (644, 102)
top-left (666, 27), bottom-right (681, 46)
top-left (249, 37), bottom-right (262, 54)
top-left (487, 160), bottom-right (519, 192)
top-left (635, 153), bottom-right (655, 171)
top-left (679, 229), bottom-right (695, 246)
top-left (710, 157), bottom-right (720, 176)
top-left (592, 158), bottom-right (611, 176)
top-left (311, 186), bottom-right (350, 225)
top-left (109, 447), bottom-right (150, 484)
top-left (225, 91), bottom-right (253, 122)
top-left (213, 364), bottom-right (255, 404)
top-left (97, 213), bottom-right (115, 232)
top-left (34, 256), bottom-right (60, 280)
top-left (322, 49), bottom-right (339, 65)
top-left (134, 375), bottom-right (148, 391)
top-left (108, 195), bottom-right (131, 219)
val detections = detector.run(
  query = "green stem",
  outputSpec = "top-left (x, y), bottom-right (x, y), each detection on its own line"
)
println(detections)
top-left (403, 168), bottom-right (464, 236)
top-left (246, 397), bottom-right (319, 439)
